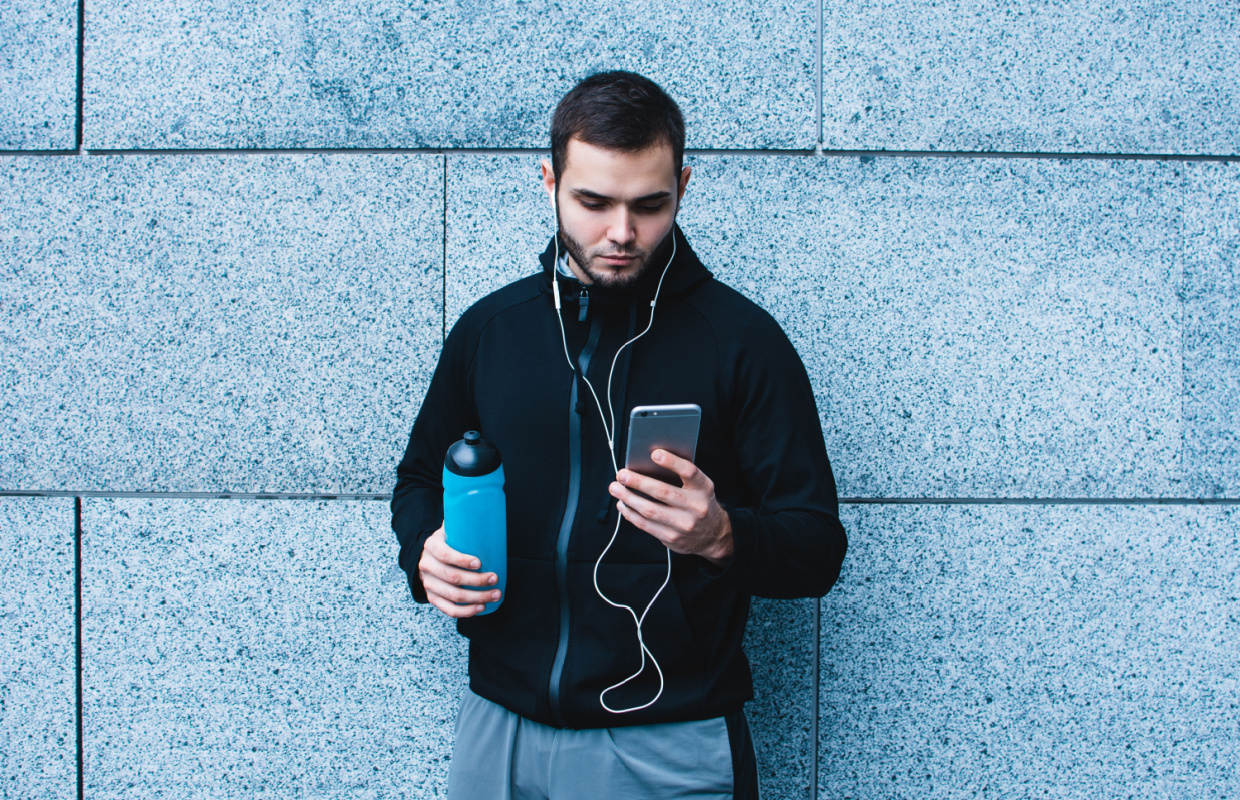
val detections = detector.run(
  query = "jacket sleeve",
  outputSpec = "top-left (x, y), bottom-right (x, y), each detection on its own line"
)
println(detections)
top-left (707, 312), bottom-right (848, 599)
top-left (391, 316), bottom-right (480, 603)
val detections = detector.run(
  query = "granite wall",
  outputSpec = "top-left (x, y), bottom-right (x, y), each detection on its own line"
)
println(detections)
top-left (2, 1), bottom-right (1237, 798)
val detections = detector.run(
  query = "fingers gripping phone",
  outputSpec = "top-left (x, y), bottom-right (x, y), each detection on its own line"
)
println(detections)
top-left (623, 404), bottom-right (701, 488)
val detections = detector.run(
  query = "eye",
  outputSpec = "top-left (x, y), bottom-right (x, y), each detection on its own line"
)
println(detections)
top-left (637, 204), bottom-right (665, 213)
top-left (580, 200), bottom-right (605, 210)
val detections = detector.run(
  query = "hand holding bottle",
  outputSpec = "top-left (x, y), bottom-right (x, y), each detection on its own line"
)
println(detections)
top-left (418, 525), bottom-right (502, 618)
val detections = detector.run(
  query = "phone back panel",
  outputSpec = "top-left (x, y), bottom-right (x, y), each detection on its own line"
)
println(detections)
top-left (623, 404), bottom-right (701, 487)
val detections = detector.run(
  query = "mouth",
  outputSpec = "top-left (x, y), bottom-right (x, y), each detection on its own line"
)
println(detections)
top-left (597, 254), bottom-right (639, 267)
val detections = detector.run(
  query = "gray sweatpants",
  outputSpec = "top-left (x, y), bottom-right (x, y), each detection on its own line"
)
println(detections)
top-left (447, 688), bottom-right (760, 800)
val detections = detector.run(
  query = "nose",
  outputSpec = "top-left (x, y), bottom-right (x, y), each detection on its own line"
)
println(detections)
top-left (606, 207), bottom-right (636, 248)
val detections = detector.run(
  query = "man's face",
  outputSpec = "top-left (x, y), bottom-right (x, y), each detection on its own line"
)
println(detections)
top-left (541, 138), bottom-right (691, 290)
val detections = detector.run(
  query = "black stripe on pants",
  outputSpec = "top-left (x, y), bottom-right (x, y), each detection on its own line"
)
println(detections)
top-left (725, 710), bottom-right (760, 799)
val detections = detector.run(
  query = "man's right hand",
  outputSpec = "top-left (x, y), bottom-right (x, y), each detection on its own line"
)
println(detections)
top-left (418, 526), bottom-right (501, 618)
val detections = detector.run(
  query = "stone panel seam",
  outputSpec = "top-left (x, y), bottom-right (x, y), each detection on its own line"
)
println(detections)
top-left (1178, 175), bottom-right (1187, 488)
top-left (75, 0), bottom-right (84, 152)
top-left (840, 497), bottom-right (1240, 505)
top-left (74, 495), bottom-right (83, 800)
top-left (811, 597), bottom-right (820, 800)
top-left (816, 0), bottom-right (823, 146)
top-left (5, 491), bottom-right (1238, 504)
top-left (67, 148), bottom-right (1240, 162)
top-left (0, 491), bottom-right (395, 500)
top-left (442, 154), bottom-right (448, 344)
top-left (0, 150), bottom-right (82, 156)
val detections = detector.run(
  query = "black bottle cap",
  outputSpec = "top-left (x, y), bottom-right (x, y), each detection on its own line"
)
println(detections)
top-left (445, 430), bottom-right (503, 477)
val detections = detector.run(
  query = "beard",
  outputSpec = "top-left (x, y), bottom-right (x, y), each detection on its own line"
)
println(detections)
top-left (556, 205), bottom-right (675, 291)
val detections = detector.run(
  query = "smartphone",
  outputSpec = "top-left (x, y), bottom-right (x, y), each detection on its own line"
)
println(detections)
top-left (623, 404), bottom-right (701, 488)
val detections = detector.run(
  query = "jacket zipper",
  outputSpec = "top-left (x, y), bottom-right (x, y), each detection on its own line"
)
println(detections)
top-left (548, 312), bottom-right (602, 727)
top-left (577, 286), bottom-right (590, 322)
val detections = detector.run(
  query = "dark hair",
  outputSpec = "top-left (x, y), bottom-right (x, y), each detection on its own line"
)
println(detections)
top-left (550, 71), bottom-right (685, 182)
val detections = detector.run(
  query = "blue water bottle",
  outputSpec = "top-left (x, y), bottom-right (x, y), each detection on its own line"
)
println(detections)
top-left (443, 430), bottom-right (506, 615)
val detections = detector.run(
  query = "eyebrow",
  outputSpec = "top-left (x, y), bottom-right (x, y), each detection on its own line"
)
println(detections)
top-left (570, 188), bottom-right (672, 203)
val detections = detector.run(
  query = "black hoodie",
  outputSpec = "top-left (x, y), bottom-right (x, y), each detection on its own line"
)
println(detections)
top-left (392, 224), bottom-right (847, 729)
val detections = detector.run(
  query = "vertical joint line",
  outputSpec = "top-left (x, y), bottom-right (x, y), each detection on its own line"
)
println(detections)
top-left (74, 496), bottom-right (84, 800)
top-left (810, 598), bottom-right (820, 799)
top-left (75, 0), bottom-right (85, 153)
top-left (1178, 191), bottom-right (1186, 484)
top-left (816, 0), bottom-right (824, 146)
top-left (441, 155), bottom-right (448, 343)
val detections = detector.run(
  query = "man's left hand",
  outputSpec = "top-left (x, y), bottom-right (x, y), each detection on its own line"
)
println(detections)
top-left (609, 449), bottom-right (734, 568)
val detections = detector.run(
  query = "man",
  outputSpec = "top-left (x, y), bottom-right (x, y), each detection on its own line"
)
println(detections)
top-left (392, 71), bottom-right (847, 799)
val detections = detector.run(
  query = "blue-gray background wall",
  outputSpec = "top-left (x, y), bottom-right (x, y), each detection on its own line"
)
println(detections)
top-left (2, 1), bottom-right (1237, 797)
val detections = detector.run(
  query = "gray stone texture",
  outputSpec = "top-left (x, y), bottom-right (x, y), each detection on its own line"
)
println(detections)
top-left (82, 497), bottom-right (466, 799)
top-left (85, 0), bottom-right (815, 150)
top-left (0, 497), bottom-right (75, 799)
top-left (0, 0), bottom-right (76, 150)
top-left (1184, 162), bottom-right (1240, 497)
top-left (820, 503), bottom-right (1240, 799)
top-left (744, 598), bottom-right (815, 800)
top-left (447, 154), bottom-right (1186, 499)
top-left (445, 154), bottom-right (549, 329)
top-left (823, 0), bottom-right (1240, 155)
top-left (0, 154), bottom-right (442, 494)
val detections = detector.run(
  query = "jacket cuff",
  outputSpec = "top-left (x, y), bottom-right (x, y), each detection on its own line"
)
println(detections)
top-left (698, 504), bottom-right (757, 587)
top-left (398, 526), bottom-right (438, 604)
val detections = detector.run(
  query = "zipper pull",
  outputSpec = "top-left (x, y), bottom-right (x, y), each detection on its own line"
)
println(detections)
top-left (577, 287), bottom-right (590, 322)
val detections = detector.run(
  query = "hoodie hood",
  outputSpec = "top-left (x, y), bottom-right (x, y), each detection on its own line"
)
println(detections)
top-left (537, 223), bottom-right (713, 310)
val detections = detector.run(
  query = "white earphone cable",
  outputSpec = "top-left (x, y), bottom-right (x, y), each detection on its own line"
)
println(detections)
top-left (551, 230), bottom-right (677, 713)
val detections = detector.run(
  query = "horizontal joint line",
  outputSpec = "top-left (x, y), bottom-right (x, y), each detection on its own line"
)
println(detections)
top-left (841, 497), bottom-right (1240, 505)
top-left (2, 491), bottom-right (1235, 505)
top-left (0, 148), bottom-right (1232, 162)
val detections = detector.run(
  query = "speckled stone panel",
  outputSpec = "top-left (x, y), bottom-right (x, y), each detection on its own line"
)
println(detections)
top-left (0, 155), bottom-right (442, 494)
top-left (447, 155), bottom-right (1184, 498)
top-left (822, 0), bottom-right (1240, 155)
top-left (85, 0), bottom-right (815, 150)
top-left (820, 503), bottom-right (1240, 799)
top-left (0, 0), bottom-right (76, 150)
top-left (82, 498), bottom-right (467, 799)
top-left (445, 154), bottom-right (549, 329)
top-left (1184, 162), bottom-right (1240, 497)
top-left (0, 497), bottom-right (75, 799)
top-left (744, 598), bottom-right (815, 800)
top-left (686, 156), bottom-right (1184, 499)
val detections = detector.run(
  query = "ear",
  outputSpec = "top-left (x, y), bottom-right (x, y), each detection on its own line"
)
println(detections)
top-left (540, 159), bottom-right (557, 209)
top-left (676, 164), bottom-right (692, 202)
